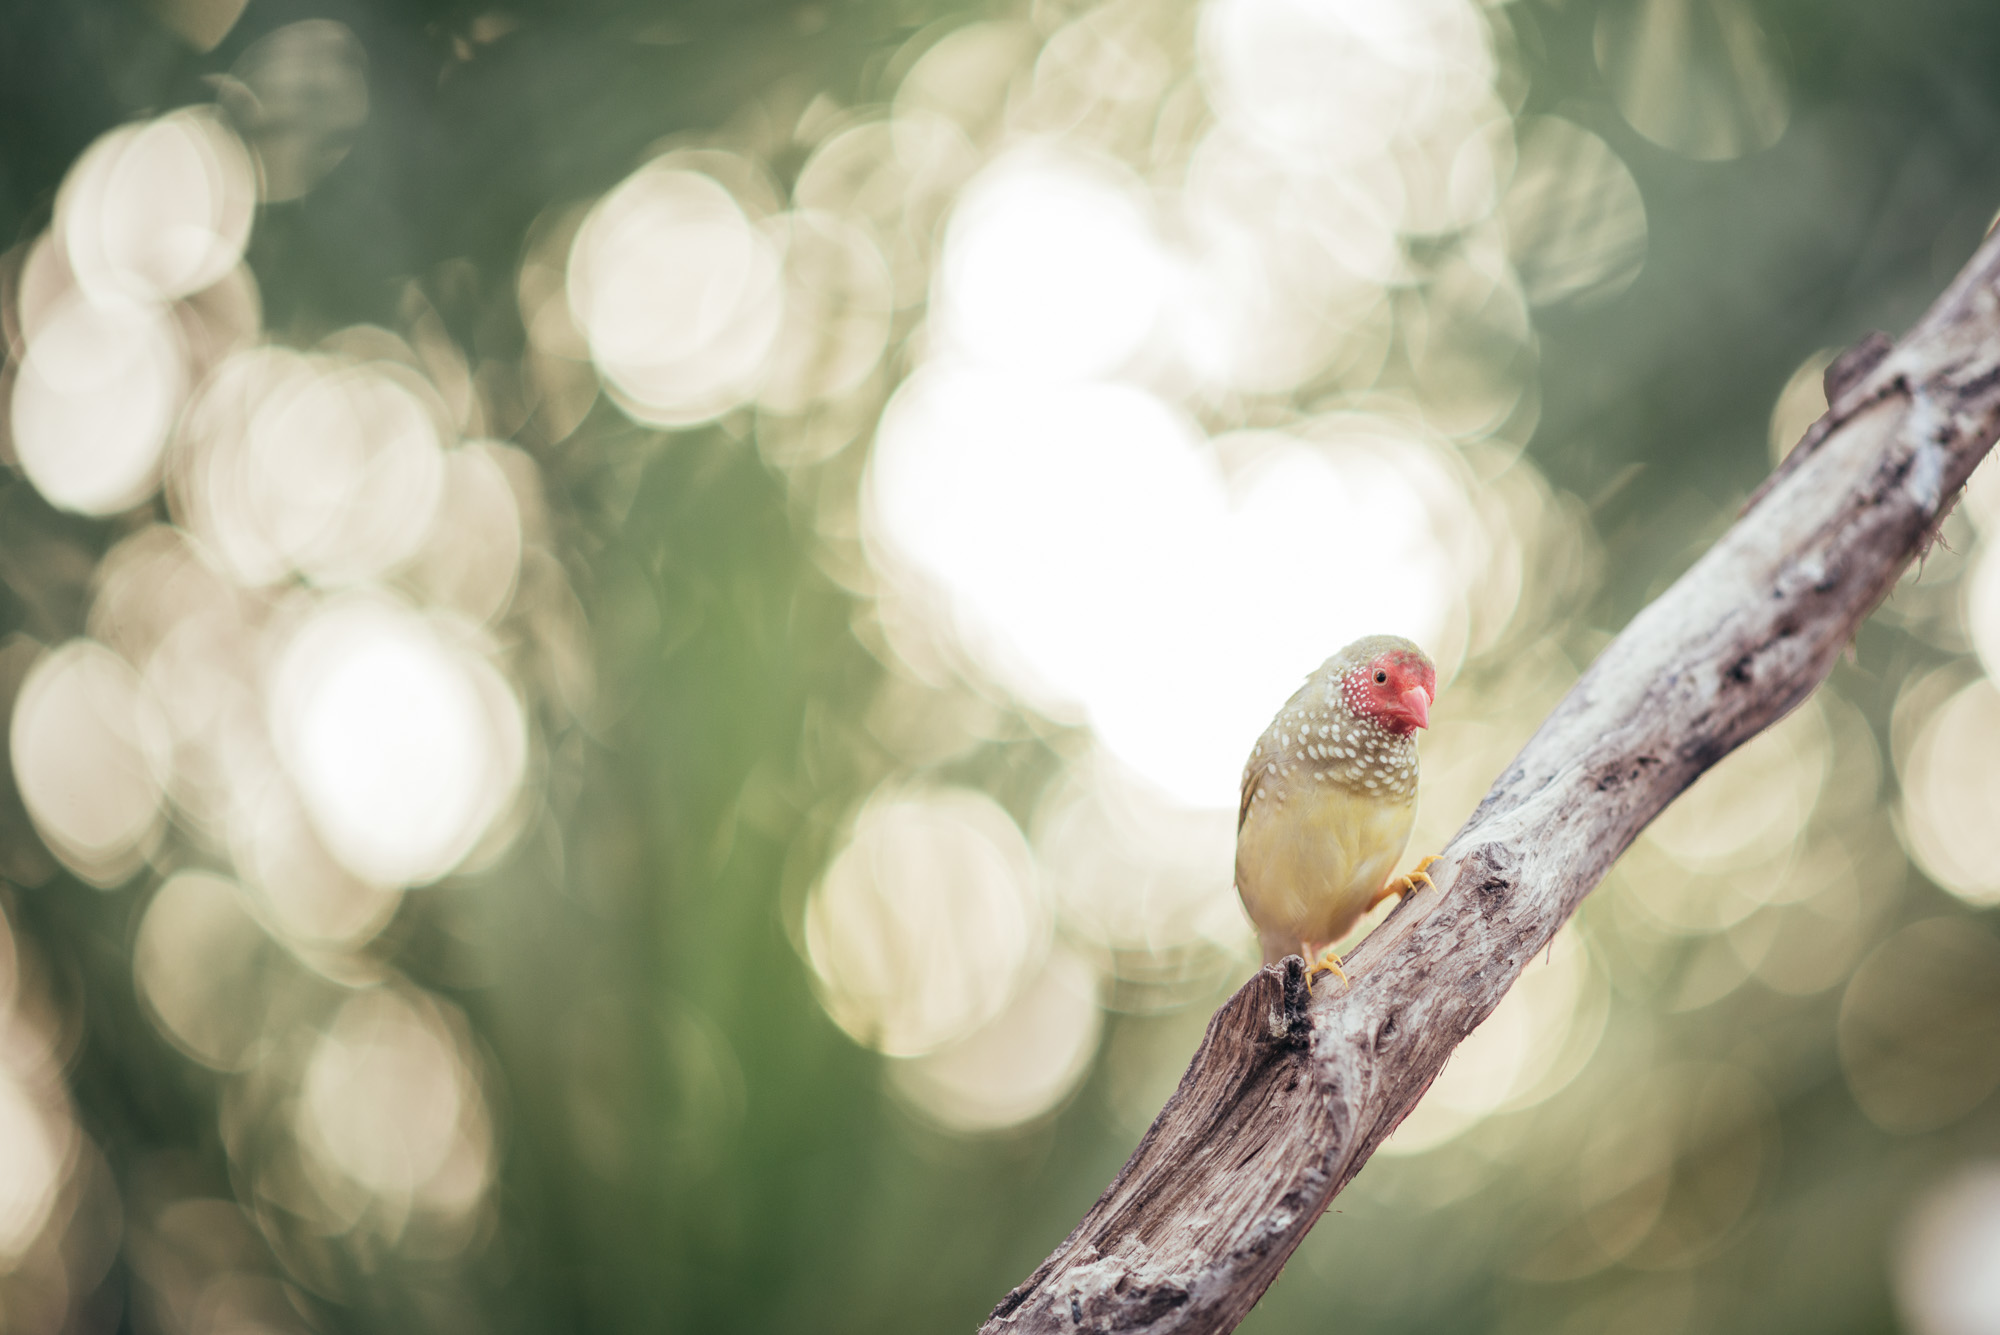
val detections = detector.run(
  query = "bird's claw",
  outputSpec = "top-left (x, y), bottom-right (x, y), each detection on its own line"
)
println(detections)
top-left (1367, 854), bottom-right (1444, 911)
top-left (1305, 949), bottom-right (1350, 996)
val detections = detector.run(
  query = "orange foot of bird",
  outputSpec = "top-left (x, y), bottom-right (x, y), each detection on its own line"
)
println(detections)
top-left (1367, 855), bottom-right (1443, 912)
top-left (1306, 947), bottom-right (1350, 994)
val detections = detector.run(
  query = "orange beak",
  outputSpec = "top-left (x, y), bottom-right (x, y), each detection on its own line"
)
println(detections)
top-left (1399, 686), bottom-right (1432, 730)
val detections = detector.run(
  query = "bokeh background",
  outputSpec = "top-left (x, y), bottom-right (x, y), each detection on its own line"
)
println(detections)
top-left (5, 0), bottom-right (2000, 1332)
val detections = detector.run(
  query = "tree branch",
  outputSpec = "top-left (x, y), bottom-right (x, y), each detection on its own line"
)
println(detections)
top-left (981, 230), bottom-right (2000, 1335)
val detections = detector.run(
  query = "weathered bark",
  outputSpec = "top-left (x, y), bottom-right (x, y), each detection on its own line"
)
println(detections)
top-left (981, 230), bottom-right (2000, 1335)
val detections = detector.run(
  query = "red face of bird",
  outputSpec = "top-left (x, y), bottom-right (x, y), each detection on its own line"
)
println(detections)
top-left (1343, 648), bottom-right (1435, 735)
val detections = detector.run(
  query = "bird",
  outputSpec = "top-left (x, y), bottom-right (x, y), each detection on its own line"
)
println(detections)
top-left (1235, 634), bottom-right (1439, 989)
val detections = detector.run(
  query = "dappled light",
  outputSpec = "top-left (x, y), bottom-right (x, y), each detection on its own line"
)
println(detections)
top-left (4, 0), bottom-right (2000, 1331)
top-left (1503, 116), bottom-right (1649, 310)
top-left (1900, 1165), bottom-right (2000, 1335)
top-left (1036, 747), bottom-right (1246, 973)
top-left (1768, 346), bottom-right (1836, 463)
top-left (0, 898), bottom-right (91, 1307)
top-left (1199, 0), bottom-right (1496, 179)
top-left (868, 377), bottom-right (1495, 804)
top-left (934, 148), bottom-right (1169, 380)
top-left (134, 870), bottom-right (289, 1071)
top-left (567, 161), bottom-right (784, 427)
top-left (888, 945), bottom-right (1103, 1132)
top-left (298, 987), bottom-right (491, 1224)
top-left (806, 788), bottom-right (1047, 1058)
top-left (10, 292), bottom-right (187, 516)
top-left (0, 32), bottom-right (575, 1313)
top-left (1899, 678), bottom-right (2000, 906)
top-left (10, 640), bottom-right (169, 886)
top-left (1839, 918), bottom-right (2000, 1135)
top-left (172, 348), bottom-right (448, 587)
top-left (1595, 0), bottom-right (1790, 161)
top-left (268, 595), bottom-right (525, 889)
top-left (1382, 926), bottom-right (1608, 1154)
top-left (57, 108), bottom-right (255, 305)
top-left (219, 20), bottom-right (368, 203)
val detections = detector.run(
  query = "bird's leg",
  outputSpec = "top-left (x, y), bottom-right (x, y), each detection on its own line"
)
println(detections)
top-left (1366, 854), bottom-right (1443, 911)
top-left (1305, 946), bottom-right (1350, 994)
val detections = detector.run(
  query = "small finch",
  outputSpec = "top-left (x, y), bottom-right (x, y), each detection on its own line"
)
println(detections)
top-left (1235, 635), bottom-right (1439, 985)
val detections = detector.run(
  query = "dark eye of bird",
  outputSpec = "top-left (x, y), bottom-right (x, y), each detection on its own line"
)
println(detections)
top-left (1374, 670), bottom-right (1387, 683)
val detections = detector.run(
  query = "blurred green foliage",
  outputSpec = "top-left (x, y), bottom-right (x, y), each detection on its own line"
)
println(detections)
top-left (6, 1), bottom-right (2000, 1333)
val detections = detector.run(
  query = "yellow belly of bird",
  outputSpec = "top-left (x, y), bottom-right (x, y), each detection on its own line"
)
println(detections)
top-left (1236, 782), bottom-right (1415, 961)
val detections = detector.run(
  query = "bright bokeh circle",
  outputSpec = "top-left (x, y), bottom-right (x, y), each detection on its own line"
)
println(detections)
top-left (57, 107), bottom-right (256, 304)
top-left (267, 597), bottom-right (526, 889)
top-left (1199, 0), bottom-right (1495, 171)
top-left (300, 988), bottom-right (484, 1208)
top-left (133, 871), bottom-right (280, 1071)
top-left (10, 639), bottom-right (170, 886)
top-left (1900, 678), bottom-right (2000, 906)
top-left (934, 148), bottom-right (1171, 380)
top-left (567, 164), bottom-right (784, 426)
top-left (805, 789), bottom-right (1047, 1057)
top-left (173, 349), bottom-right (447, 587)
top-left (1899, 1164), bottom-right (2000, 1335)
top-left (11, 293), bottom-right (186, 517)
top-left (1382, 927), bottom-right (1607, 1154)
top-left (0, 1068), bottom-right (65, 1259)
top-left (868, 368), bottom-right (1483, 805)
top-left (888, 946), bottom-right (1102, 1132)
